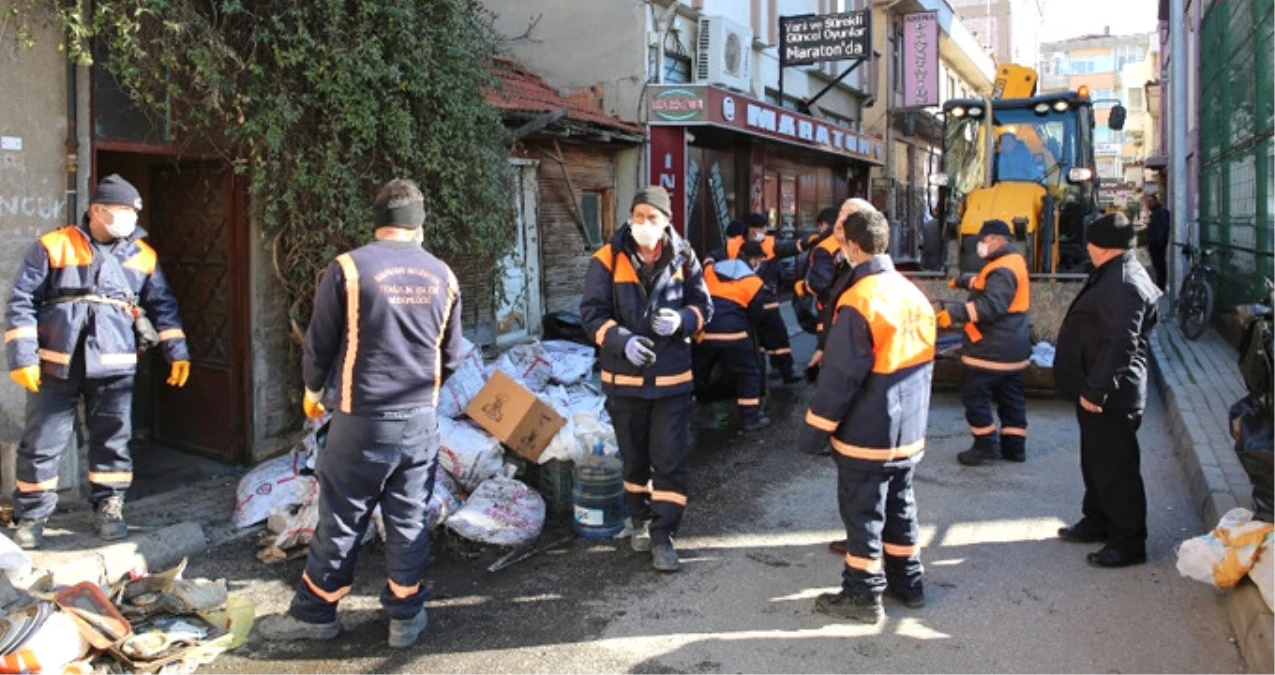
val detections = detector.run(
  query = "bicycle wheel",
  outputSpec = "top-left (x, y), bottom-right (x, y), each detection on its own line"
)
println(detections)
top-left (1179, 278), bottom-right (1214, 340)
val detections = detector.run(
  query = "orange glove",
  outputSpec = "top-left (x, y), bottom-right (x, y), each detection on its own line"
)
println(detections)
top-left (936, 310), bottom-right (952, 328)
top-left (794, 280), bottom-right (808, 297)
top-left (167, 360), bottom-right (191, 388)
top-left (303, 389), bottom-right (326, 419)
top-left (946, 278), bottom-right (958, 289)
top-left (10, 365), bottom-right (40, 394)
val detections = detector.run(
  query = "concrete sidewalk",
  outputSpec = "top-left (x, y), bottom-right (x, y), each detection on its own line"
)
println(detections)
top-left (1151, 321), bottom-right (1273, 673)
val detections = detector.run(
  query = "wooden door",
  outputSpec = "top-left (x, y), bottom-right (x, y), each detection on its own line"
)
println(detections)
top-left (146, 163), bottom-right (248, 462)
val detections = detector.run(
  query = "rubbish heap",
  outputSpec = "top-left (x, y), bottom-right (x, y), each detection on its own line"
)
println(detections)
top-left (233, 338), bottom-right (619, 560)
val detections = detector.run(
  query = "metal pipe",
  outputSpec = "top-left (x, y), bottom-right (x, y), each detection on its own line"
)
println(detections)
top-left (1169, 0), bottom-right (1187, 302)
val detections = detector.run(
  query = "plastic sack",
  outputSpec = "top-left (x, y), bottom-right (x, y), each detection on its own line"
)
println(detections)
top-left (438, 338), bottom-right (487, 419)
top-left (270, 477), bottom-right (320, 549)
top-left (564, 383), bottom-right (608, 423)
top-left (537, 386), bottom-right (579, 464)
top-left (445, 476), bottom-right (545, 546)
top-left (1250, 531), bottom-right (1274, 612)
top-left (1229, 395), bottom-right (1274, 522)
top-left (1176, 507), bottom-right (1275, 588)
top-left (495, 342), bottom-right (554, 393)
top-left (574, 412), bottom-right (618, 457)
top-left (438, 417), bottom-right (504, 492)
top-left (541, 340), bottom-right (596, 385)
top-left (0, 533), bottom-right (32, 585)
top-left (233, 449), bottom-right (312, 528)
top-left (425, 468), bottom-right (465, 530)
top-left (173, 578), bottom-right (228, 613)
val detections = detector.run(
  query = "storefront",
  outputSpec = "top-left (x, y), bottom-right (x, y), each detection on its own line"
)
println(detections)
top-left (646, 85), bottom-right (884, 256)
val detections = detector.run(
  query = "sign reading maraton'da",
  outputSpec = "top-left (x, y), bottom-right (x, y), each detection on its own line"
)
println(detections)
top-left (779, 11), bottom-right (870, 66)
top-left (651, 88), bottom-right (707, 123)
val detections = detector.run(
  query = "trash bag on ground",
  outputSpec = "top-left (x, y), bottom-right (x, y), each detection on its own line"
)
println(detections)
top-left (445, 476), bottom-right (545, 546)
top-left (425, 467), bottom-right (464, 530)
top-left (233, 449), bottom-right (313, 528)
top-left (1250, 531), bottom-right (1274, 611)
top-left (564, 382), bottom-right (608, 423)
top-left (495, 342), bottom-right (554, 393)
top-left (438, 417), bottom-right (505, 492)
top-left (1176, 507), bottom-right (1275, 588)
top-left (438, 338), bottom-right (487, 419)
top-left (1230, 395), bottom-right (1274, 522)
top-left (536, 386), bottom-right (580, 464)
top-left (574, 412), bottom-right (618, 457)
top-left (269, 477), bottom-right (320, 550)
top-left (541, 340), bottom-right (596, 385)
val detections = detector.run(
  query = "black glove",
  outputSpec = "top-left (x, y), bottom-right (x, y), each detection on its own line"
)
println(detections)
top-left (804, 364), bottom-right (820, 384)
top-left (797, 425), bottom-right (831, 456)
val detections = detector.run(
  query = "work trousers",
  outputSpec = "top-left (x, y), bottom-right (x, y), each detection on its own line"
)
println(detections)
top-left (692, 338), bottom-right (764, 424)
top-left (1076, 406), bottom-right (1147, 554)
top-left (835, 457), bottom-right (924, 598)
top-left (289, 408), bottom-right (438, 624)
top-left (1150, 242), bottom-right (1168, 291)
top-left (14, 354), bottom-right (134, 520)
top-left (959, 366), bottom-right (1028, 457)
top-left (608, 395), bottom-right (691, 545)
top-left (757, 306), bottom-right (794, 378)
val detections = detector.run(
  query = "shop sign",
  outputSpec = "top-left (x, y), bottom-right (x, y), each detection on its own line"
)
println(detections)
top-left (902, 12), bottom-right (938, 109)
top-left (779, 11), bottom-right (871, 66)
top-left (1095, 142), bottom-right (1122, 156)
top-left (647, 126), bottom-right (687, 233)
top-left (650, 88), bottom-right (707, 123)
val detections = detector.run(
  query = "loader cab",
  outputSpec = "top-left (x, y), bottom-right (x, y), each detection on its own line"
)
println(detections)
top-left (935, 93), bottom-right (1100, 274)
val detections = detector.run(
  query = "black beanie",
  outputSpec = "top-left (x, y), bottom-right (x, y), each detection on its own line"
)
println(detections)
top-left (978, 219), bottom-right (1012, 238)
top-left (725, 219), bottom-right (747, 239)
top-left (1086, 213), bottom-right (1135, 250)
top-left (745, 212), bottom-right (768, 230)
top-left (91, 174), bottom-right (143, 210)
top-left (631, 186), bottom-right (672, 218)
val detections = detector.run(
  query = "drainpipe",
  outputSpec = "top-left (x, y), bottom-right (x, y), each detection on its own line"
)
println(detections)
top-left (1168, 0), bottom-right (1186, 302)
top-left (65, 0), bottom-right (91, 224)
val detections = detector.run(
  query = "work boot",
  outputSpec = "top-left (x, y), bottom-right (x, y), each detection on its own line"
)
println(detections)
top-left (387, 609), bottom-right (429, 649)
top-left (884, 584), bottom-right (926, 609)
top-left (257, 613), bottom-right (340, 641)
top-left (12, 519), bottom-right (46, 550)
top-left (94, 496), bottom-right (128, 541)
top-left (781, 370), bottom-right (803, 385)
top-left (742, 415), bottom-right (773, 432)
top-left (1001, 439), bottom-right (1026, 463)
top-left (957, 437), bottom-right (1001, 466)
top-left (651, 540), bottom-right (680, 573)
top-left (814, 591), bottom-right (883, 624)
top-left (630, 519), bottom-right (651, 553)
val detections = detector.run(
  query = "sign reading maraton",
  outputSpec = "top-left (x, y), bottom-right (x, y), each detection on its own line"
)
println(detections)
top-left (651, 88), bottom-right (707, 123)
top-left (779, 11), bottom-right (870, 66)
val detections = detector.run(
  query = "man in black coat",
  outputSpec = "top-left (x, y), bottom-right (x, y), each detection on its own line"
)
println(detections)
top-left (1144, 194), bottom-right (1171, 290)
top-left (1054, 213), bottom-right (1162, 568)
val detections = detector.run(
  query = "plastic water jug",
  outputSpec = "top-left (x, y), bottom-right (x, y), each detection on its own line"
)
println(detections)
top-left (573, 442), bottom-right (625, 538)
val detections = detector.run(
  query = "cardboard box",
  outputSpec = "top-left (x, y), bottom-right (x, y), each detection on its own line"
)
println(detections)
top-left (466, 370), bottom-right (566, 462)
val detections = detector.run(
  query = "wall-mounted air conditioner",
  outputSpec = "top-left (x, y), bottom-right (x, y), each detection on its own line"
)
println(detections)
top-left (696, 15), bottom-right (752, 93)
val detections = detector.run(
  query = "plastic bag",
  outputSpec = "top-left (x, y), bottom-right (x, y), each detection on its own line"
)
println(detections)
top-left (1230, 395), bottom-right (1274, 521)
top-left (1250, 531), bottom-right (1274, 611)
top-left (537, 386), bottom-right (580, 464)
top-left (438, 417), bottom-right (504, 491)
top-left (233, 449), bottom-right (312, 528)
top-left (425, 468), bottom-right (465, 530)
top-left (198, 593), bottom-right (255, 650)
top-left (541, 340), bottom-right (596, 385)
top-left (1176, 507), bottom-right (1275, 588)
top-left (270, 477), bottom-right (320, 549)
top-left (173, 578), bottom-right (229, 613)
top-left (438, 339), bottom-right (487, 419)
top-left (445, 476), bottom-right (545, 546)
top-left (495, 342), bottom-right (554, 393)
top-left (564, 383), bottom-right (608, 423)
top-left (0, 533), bottom-right (33, 585)
top-left (0, 611), bottom-right (88, 675)
top-left (574, 412), bottom-right (618, 458)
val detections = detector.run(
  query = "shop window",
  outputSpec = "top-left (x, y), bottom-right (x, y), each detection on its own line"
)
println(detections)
top-left (580, 190), bottom-right (611, 248)
top-left (663, 54), bottom-right (693, 84)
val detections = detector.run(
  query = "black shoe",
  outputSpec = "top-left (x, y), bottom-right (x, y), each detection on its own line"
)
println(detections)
top-left (1058, 523), bottom-right (1107, 544)
top-left (883, 586), bottom-right (925, 609)
top-left (957, 445), bottom-right (1000, 466)
top-left (1087, 547), bottom-right (1146, 568)
top-left (781, 373), bottom-right (803, 384)
top-left (742, 415), bottom-right (773, 432)
top-left (1001, 451), bottom-right (1026, 463)
top-left (814, 592), bottom-right (883, 624)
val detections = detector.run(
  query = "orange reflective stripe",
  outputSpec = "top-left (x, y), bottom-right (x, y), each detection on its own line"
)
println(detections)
top-left (768, 347), bottom-right (792, 355)
top-left (965, 302), bottom-right (979, 324)
top-left (761, 236), bottom-right (777, 259)
top-left (650, 490), bottom-right (687, 506)
top-left (844, 553), bottom-right (882, 572)
top-left (764, 302), bottom-right (781, 311)
top-left (303, 571), bottom-right (351, 603)
top-left (592, 245), bottom-right (615, 272)
top-left (99, 353), bottom-right (138, 366)
top-left (705, 266), bottom-right (762, 307)
top-left (969, 423), bottom-right (997, 436)
top-left (1002, 427), bottom-right (1027, 437)
top-left (0, 648), bottom-right (40, 674)
top-left (831, 437), bottom-right (925, 462)
top-left (836, 272), bottom-right (936, 374)
top-left (737, 398), bottom-right (761, 406)
top-left (613, 253), bottom-right (639, 285)
top-left (38, 348), bottom-right (71, 365)
top-left (883, 542), bottom-right (919, 558)
top-left (433, 274), bottom-right (459, 407)
top-left (16, 477), bottom-right (58, 493)
top-left (388, 578), bottom-right (421, 600)
top-left (88, 471), bottom-right (133, 484)
top-left (158, 328), bottom-right (186, 341)
top-left (970, 253), bottom-right (1030, 312)
top-left (595, 319), bottom-right (618, 347)
top-left (700, 331), bottom-right (750, 341)
top-left (601, 370), bottom-right (644, 387)
top-left (961, 355), bottom-right (1029, 371)
top-left (964, 321), bottom-right (984, 342)
top-left (624, 481), bottom-right (650, 494)
top-left (805, 409), bottom-right (839, 432)
top-left (688, 305), bottom-right (705, 332)
top-left (655, 370), bottom-right (693, 387)
top-left (336, 254), bottom-right (361, 414)
top-left (4, 326), bottom-right (36, 342)
top-left (40, 227), bottom-right (93, 268)
top-left (122, 241), bottom-right (158, 274)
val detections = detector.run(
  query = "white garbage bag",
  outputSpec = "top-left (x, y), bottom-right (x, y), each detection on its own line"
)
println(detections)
top-left (438, 339), bottom-right (487, 419)
top-left (270, 477), bottom-right (320, 550)
top-left (495, 342), bottom-right (554, 393)
top-left (438, 417), bottom-right (505, 491)
top-left (1249, 530), bottom-right (1274, 611)
top-left (536, 386), bottom-right (580, 464)
top-left (445, 476), bottom-right (545, 546)
top-left (425, 468), bottom-right (465, 530)
top-left (541, 340), bottom-right (596, 385)
top-left (234, 449), bottom-right (313, 528)
top-left (1176, 507), bottom-right (1275, 588)
top-left (574, 412), bottom-right (618, 457)
top-left (0, 533), bottom-right (33, 585)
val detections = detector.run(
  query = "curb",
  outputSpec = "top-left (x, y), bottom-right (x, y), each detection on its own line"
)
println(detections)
top-left (1150, 327), bottom-right (1274, 673)
top-left (34, 521), bottom-right (208, 587)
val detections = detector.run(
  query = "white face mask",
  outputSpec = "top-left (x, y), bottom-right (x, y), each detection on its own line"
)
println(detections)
top-left (104, 209), bottom-right (138, 239)
top-left (976, 241), bottom-right (991, 259)
top-left (630, 223), bottom-right (664, 250)
top-left (751, 231), bottom-right (766, 242)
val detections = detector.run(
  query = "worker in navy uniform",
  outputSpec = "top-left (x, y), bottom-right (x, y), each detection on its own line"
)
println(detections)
top-left (1055, 213), bottom-right (1161, 568)
top-left (807, 199), bottom-right (879, 386)
top-left (791, 206), bottom-right (839, 338)
top-left (693, 257), bottom-right (769, 431)
top-left (798, 208), bottom-right (936, 624)
top-left (580, 186), bottom-right (712, 573)
top-left (936, 219), bottom-right (1032, 465)
top-left (727, 213), bottom-right (805, 383)
top-left (5, 175), bottom-right (190, 549)
top-left (258, 179), bottom-right (464, 648)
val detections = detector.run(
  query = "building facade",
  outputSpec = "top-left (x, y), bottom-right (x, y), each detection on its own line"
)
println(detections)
top-left (949, 0), bottom-right (1043, 68)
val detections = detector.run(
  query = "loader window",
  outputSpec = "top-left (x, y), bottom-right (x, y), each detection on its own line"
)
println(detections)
top-left (991, 108), bottom-right (1076, 191)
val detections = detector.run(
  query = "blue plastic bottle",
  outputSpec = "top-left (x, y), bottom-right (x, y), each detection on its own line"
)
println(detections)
top-left (572, 442), bottom-right (625, 538)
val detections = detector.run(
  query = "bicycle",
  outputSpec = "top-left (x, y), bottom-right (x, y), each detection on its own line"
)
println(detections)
top-left (1176, 243), bottom-right (1216, 340)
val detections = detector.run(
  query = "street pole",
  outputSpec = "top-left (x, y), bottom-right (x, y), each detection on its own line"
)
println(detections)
top-left (1169, 0), bottom-right (1188, 303)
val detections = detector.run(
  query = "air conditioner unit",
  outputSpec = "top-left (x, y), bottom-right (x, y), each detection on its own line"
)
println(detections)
top-left (696, 16), bottom-right (752, 92)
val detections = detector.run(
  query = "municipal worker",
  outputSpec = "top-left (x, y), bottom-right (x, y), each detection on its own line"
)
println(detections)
top-left (580, 186), bottom-right (712, 573)
top-left (798, 207), bottom-right (935, 624)
top-left (258, 178), bottom-right (464, 647)
top-left (729, 213), bottom-right (804, 383)
top-left (809, 198), bottom-right (879, 376)
top-left (5, 175), bottom-right (190, 550)
top-left (936, 219), bottom-right (1032, 465)
top-left (693, 257), bottom-right (769, 431)
top-left (1055, 213), bottom-right (1160, 568)
top-left (792, 206), bottom-right (840, 337)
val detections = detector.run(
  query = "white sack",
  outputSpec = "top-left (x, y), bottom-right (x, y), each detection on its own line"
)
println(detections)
top-left (438, 417), bottom-right (504, 492)
top-left (445, 476), bottom-right (545, 546)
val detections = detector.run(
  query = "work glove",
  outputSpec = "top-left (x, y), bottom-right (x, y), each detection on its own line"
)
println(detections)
top-left (804, 364), bottom-right (820, 384)
top-left (624, 336), bottom-right (657, 368)
top-left (946, 278), bottom-right (959, 290)
top-left (10, 365), bottom-right (40, 394)
top-left (167, 360), bottom-right (191, 388)
top-left (794, 280), bottom-right (809, 297)
top-left (936, 310), bottom-right (952, 329)
top-left (797, 424), bottom-right (832, 457)
top-left (651, 308), bottom-right (682, 337)
top-left (303, 388), bottom-right (326, 419)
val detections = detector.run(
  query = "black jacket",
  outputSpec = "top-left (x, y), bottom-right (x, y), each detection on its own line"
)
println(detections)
top-left (1055, 251), bottom-right (1161, 414)
top-left (1148, 206), bottom-right (1171, 249)
top-left (949, 245), bottom-right (1032, 369)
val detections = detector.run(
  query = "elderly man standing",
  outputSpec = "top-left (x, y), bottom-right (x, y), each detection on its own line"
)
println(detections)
top-left (1055, 213), bottom-right (1161, 568)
